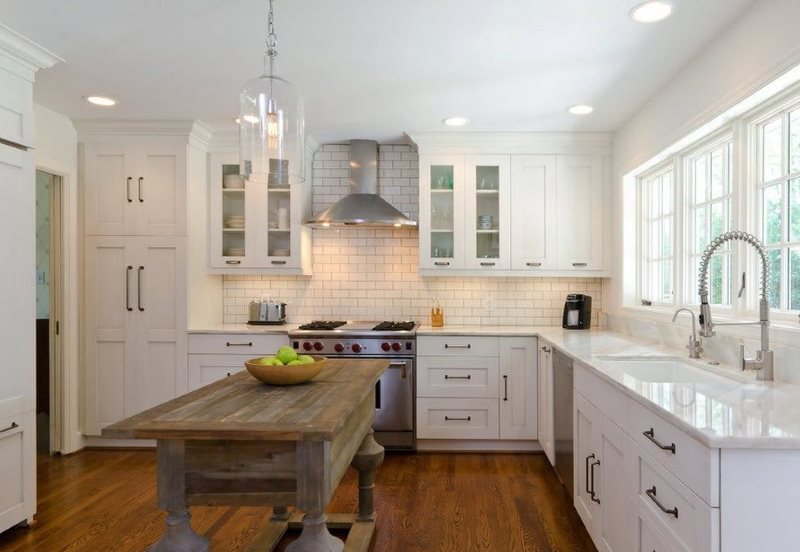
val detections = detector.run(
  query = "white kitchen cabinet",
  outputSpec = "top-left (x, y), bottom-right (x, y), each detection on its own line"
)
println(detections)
top-left (574, 390), bottom-right (601, 535)
top-left (187, 332), bottom-right (288, 390)
top-left (511, 155), bottom-right (557, 271)
top-left (0, 411), bottom-right (35, 533)
top-left (417, 335), bottom-right (537, 444)
top-left (537, 344), bottom-right (555, 465)
top-left (555, 155), bottom-right (604, 270)
top-left (418, 154), bottom-right (466, 270)
top-left (499, 337), bottom-right (537, 439)
top-left (464, 155), bottom-right (511, 270)
top-left (208, 152), bottom-right (311, 273)
top-left (0, 69), bottom-right (34, 148)
top-left (83, 142), bottom-right (186, 236)
top-left (83, 236), bottom-right (187, 435)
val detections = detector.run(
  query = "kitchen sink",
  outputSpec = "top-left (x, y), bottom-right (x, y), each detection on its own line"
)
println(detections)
top-left (591, 354), bottom-right (744, 384)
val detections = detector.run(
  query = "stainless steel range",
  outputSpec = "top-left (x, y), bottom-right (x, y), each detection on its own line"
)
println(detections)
top-left (289, 321), bottom-right (417, 450)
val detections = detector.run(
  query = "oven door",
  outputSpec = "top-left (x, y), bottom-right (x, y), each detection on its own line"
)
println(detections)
top-left (373, 358), bottom-right (414, 432)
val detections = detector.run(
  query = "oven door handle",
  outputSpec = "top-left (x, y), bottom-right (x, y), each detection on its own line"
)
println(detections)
top-left (388, 361), bottom-right (409, 379)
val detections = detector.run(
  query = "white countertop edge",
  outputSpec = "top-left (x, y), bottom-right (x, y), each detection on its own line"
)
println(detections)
top-left (188, 324), bottom-right (297, 334)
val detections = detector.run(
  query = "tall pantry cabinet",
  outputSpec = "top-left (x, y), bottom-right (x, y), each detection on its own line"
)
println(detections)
top-left (79, 122), bottom-right (217, 437)
top-left (0, 25), bottom-right (60, 533)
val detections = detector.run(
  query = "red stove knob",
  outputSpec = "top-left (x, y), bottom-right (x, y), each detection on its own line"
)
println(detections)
top-left (334, 343), bottom-right (344, 353)
top-left (302, 341), bottom-right (313, 351)
top-left (392, 342), bottom-right (402, 352)
top-left (313, 342), bottom-right (324, 351)
top-left (351, 343), bottom-right (362, 353)
top-left (381, 342), bottom-right (391, 352)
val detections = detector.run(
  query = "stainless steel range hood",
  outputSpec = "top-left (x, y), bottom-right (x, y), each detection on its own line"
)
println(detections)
top-left (305, 140), bottom-right (417, 228)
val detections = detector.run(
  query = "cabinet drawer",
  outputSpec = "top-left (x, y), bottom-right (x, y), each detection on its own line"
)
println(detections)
top-left (628, 440), bottom-right (718, 552)
top-left (417, 398), bottom-right (499, 439)
top-left (574, 361), bottom-right (626, 430)
top-left (628, 398), bottom-right (719, 506)
top-left (417, 356), bottom-right (499, 398)
top-left (417, 336), bottom-right (498, 357)
top-left (188, 333), bottom-right (289, 355)
top-left (0, 411), bottom-right (35, 533)
top-left (635, 508), bottom-right (678, 552)
top-left (188, 354), bottom-right (249, 391)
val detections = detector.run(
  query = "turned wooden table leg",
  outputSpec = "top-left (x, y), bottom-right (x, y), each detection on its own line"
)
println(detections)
top-left (351, 429), bottom-right (385, 522)
top-left (149, 440), bottom-right (209, 552)
top-left (271, 506), bottom-right (289, 521)
top-left (287, 441), bottom-right (343, 552)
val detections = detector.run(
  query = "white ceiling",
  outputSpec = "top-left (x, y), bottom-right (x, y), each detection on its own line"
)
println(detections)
top-left (1, 0), bottom-right (755, 143)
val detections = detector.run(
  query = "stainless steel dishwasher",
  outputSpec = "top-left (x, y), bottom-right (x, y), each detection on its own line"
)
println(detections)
top-left (553, 348), bottom-right (574, 497)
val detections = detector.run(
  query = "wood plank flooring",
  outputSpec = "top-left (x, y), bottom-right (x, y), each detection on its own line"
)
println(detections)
top-left (0, 450), bottom-right (595, 552)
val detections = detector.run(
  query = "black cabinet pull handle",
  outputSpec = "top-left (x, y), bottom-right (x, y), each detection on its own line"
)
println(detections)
top-left (643, 428), bottom-right (676, 454)
top-left (271, 260), bottom-right (287, 265)
top-left (573, 262), bottom-right (588, 267)
top-left (434, 261), bottom-right (450, 266)
top-left (0, 422), bottom-right (19, 433)
top-left (480, 262), bottom-right (495, 267)
top-left (126, 177), bottom-right (132, 203)
top-left (590, 459), bottom-right (601, 504)
top-left (226, 341), bottom-right (253, 347)
top-left (526, 262), bottom-right (542, 267)
top-left (646, 486), bottom-right (678, 518)
top-left (444, 343), bottom-right (471, 349)
top-left (503, 374), bottom-right (508, 401)
top-left (226, 260), bottom-right (242, 265)
top-left (137, 266), bottom-right (144, 311)
top-left (444, 374), bottom-right (471, 380)
top-left (125, 266), bottom-right (133, 311)
top-left (138, 177), bottom-right (144, 202)
top-left (585, 454), bottom-right (594, 495)
top-left (444, 416), bottom-right (471, 421)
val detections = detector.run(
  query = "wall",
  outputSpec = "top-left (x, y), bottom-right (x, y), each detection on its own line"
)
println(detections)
top-left (33, 103), bottom-right (81, 453)
top-left (223, 144), bottom-right (604, 326)
top-left (607, 0), bottom-right (800, 315)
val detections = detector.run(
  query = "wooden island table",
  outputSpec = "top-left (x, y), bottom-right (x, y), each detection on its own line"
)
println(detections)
top-left (102, 359), bottom-right (387, 552)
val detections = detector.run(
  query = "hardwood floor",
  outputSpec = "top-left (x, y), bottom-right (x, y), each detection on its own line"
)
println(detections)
top-left (0, 450), bottom-right (595, 552)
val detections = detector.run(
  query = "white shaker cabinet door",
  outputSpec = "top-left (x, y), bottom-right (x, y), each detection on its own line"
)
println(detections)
top-left (511, 155), bottom-right (557, 270)
top-left (555, 155), bottom-right (604, 270)
top-left (595, 416), bottom-right (629, 552)
top-left (0, 145), bottom-right (34, 417)
top-left (574, 390), bottom-right (601, 538)
top-left (499, 337), bottom-right (537, 440)
top-left (537, 344), bottom-right (555, 465)
top-left (83, 143), bottom-right (139, 236)
top-left (0, 411), bottom-right (35, 534)
top-left (131, 237), bottom-right (187, 415)
top-left (136, 143), bottom-right (186, 236)
top-left (83, 236), bottom-right (140, 435)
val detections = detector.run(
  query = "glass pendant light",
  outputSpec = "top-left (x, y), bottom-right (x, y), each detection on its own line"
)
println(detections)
top-left (239, 0), bottom-right (304, 187)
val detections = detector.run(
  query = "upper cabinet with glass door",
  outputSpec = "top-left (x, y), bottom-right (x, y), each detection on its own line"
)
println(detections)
top-left (465, 155), bottom-right (511, 269)
top-left (209, 152), bottom-right (311, 274)
top-left (419, 155), bottom-right (465, 270)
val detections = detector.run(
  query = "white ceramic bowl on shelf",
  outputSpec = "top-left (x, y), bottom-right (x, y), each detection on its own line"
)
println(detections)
top-left (223, 174), bottom-right (244, 189)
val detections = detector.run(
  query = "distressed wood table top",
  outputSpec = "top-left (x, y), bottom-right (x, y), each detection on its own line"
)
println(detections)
top-left (102, 360), bottom-right (387, 442)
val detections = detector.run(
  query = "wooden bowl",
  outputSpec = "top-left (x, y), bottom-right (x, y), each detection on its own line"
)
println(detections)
top-left (244, 355), bottom-right (326, 385)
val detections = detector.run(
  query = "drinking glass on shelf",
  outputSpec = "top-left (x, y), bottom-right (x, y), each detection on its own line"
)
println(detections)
top-left (432, 247), bottom-right (440, 258)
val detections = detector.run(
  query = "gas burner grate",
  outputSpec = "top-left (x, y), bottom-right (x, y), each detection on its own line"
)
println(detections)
top-left (298, 321), bottom-right (347, 330)
top-left (372, 321), bottom-right (416, 332)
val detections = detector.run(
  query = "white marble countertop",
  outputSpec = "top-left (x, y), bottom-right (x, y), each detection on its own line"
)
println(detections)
top-left (188, 323), bottom-right (299, 334)
top-left (417, 324), bottom-right (538, 336)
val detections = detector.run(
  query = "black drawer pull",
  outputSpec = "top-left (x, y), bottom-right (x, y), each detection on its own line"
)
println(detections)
top-left (444, 343), bottom-right (471, 349)
top-left (434, 261), bottom-right (450, 266)
top-left (643, 428), bottom-right (676, 454)
top-left (572, 262), bottom-right (588, 267)
top-left (226, 341), bottom-right (253, 347)
top-left (271, 260), bottom-right (287, 265)
top-left (444, 416), bottom-right (471, 421)
top-left (480, 262), bottom-right (495, 267)
top-left (444, 374), bottom-right (471, 380)
top-left (646, 486), bottom-right (678, 519)
top-left (526, 262), bottom-right (542, 267)
top-left (0, 422), bottom-right (19, 433)
top-left (226, 260), bottom-right (241, 265)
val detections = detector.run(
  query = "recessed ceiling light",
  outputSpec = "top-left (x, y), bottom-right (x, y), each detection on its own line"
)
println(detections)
top-left (84, 95), bottom-right (117, 107)
top-left (443, 117), bottom-right (469, 127)
top-left (568, 104), bottom-right (594, 115)
top-left (629, 1), bottom-right (673, 23)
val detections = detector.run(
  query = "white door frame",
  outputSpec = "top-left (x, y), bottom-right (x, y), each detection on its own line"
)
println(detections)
top-left (35, 158), bottom-right (83, 454)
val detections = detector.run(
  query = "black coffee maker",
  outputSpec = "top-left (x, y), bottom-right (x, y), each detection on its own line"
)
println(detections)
top-left (562, 294), bottom-right (592, 329)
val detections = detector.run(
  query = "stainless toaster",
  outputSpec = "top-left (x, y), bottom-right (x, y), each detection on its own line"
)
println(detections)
top-left (248, 299), bottom-right (287, 325)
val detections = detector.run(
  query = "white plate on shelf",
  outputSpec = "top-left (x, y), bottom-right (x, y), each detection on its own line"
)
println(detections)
top-left (223, 175), bottom-right (244, 189)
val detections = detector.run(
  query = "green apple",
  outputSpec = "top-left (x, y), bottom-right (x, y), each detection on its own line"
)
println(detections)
top-left (259, 356), bottom-right (283, 366)
top-left (297, 355), bottom-right (315, 364)
top-left (276, 346), bottom-right (298, 365)
top-left (287, 360), bottom-right (303, 366)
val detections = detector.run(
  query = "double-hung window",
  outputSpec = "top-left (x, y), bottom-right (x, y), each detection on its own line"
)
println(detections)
top-left (639, 166), bottom-right (675, 305)
top-left (756, 103), bottom-right (800, 310)
top-left (686, 139), bottom-right (734, 306)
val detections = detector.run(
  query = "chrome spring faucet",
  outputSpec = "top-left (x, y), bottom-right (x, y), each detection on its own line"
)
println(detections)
top-left (697, 231), bottom-right (774, 381)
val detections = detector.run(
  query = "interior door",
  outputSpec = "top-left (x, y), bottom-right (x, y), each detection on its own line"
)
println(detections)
top-left (83, 143), bottom-right (138, 235)
top-left (499, 337), bottom-right (537, 439)
top-left (132, 237), bottom-right (187, 415)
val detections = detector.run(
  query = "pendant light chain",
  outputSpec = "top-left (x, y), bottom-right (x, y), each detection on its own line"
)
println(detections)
top-left (266, 0), bottom-right (278, 60)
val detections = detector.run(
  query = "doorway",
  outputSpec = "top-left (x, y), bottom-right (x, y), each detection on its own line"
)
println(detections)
top-left (35, 170), bottom-right (62, 454)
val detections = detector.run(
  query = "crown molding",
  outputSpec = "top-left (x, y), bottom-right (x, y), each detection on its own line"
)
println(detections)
top-left (188, 120), bottom-right (214, 151)
top-left (407, 131), bottom-right (613, 155)
top-left (0, 23), bottom-right (63, 81)
top-left (74, 119), bottom-right (204, 139)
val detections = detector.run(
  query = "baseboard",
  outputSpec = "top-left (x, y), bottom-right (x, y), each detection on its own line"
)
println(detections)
top-left (416, 439), bottom-right (542, 452)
